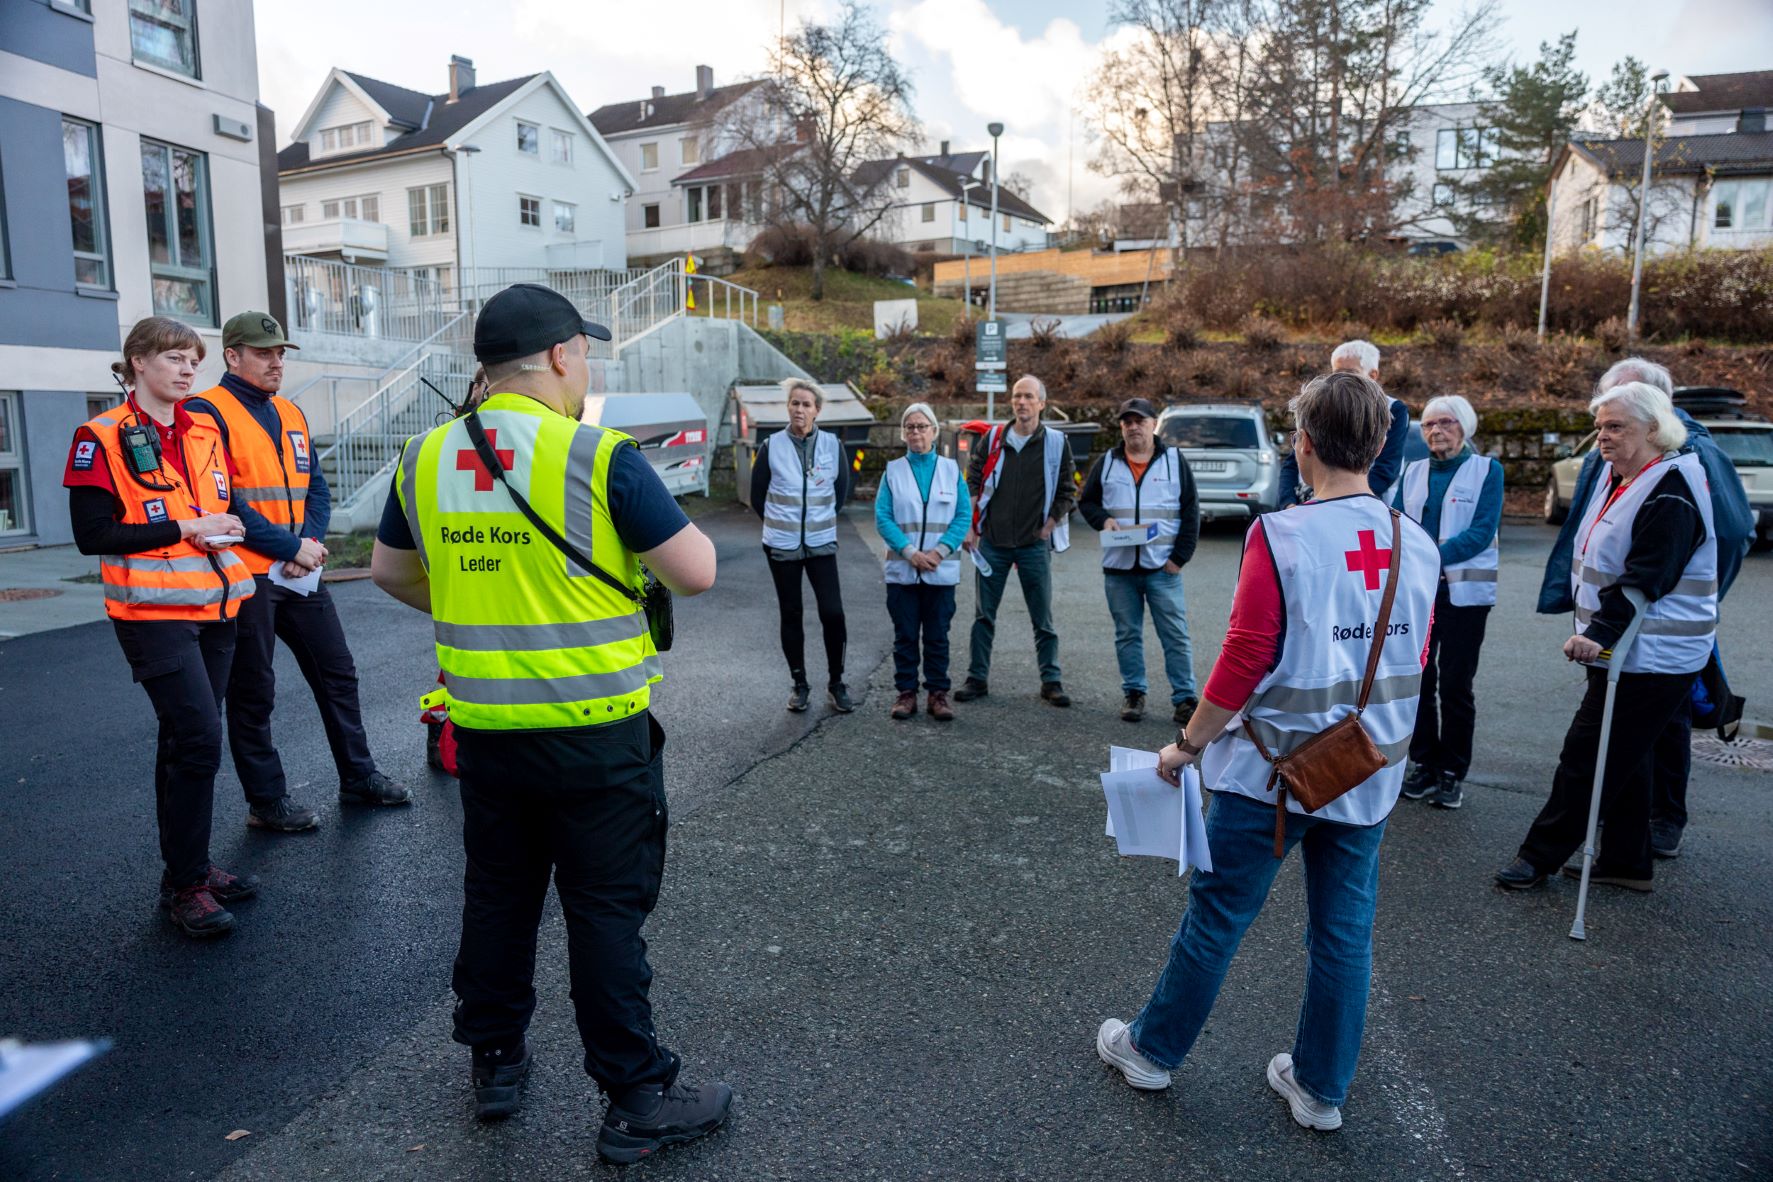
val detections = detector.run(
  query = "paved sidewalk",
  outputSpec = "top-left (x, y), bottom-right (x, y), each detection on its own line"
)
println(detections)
top-left (0, 545), bottom-right (105, 638)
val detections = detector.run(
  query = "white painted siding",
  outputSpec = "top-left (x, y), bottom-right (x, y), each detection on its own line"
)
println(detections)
top-left (876, 169), bottom-right (1048, 254)
top-left (280, 153), bottom-right (457, 271)
top-left (306, 82), bottom-right (383, 156)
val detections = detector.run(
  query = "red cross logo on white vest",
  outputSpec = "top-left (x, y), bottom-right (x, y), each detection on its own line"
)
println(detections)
top-left (1343, 529), bottom-right (1392, 591)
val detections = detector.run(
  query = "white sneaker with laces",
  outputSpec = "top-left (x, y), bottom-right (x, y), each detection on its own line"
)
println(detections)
top-left (1266, 1053), bottom-right (1342, 1130)
top-left (1096, 1018), bottom-right (1171, 1090)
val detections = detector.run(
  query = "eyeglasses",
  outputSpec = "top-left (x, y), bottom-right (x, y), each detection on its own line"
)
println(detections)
top-left (902, 423), bottom-right (934, 433)
top-left (1422, 417), bottom-right (1460, 431)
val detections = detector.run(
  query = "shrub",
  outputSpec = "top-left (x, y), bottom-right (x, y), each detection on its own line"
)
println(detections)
top-left (1222, 366), bottom-right (1261, 399)
top-left (1241, 315), bottom-right (1285, 351)
top-left (1501, 325), bottom-right (1539, 354)
top-left (949, 316), bottom-right (978, 349)
top-left (1029, 318), bottom-right (1067, 349)
top-left (1163, 311), bottom-right (1204, 350)
top-left (1094, 319), bottom-right (1133, 356)
top-left (1386, 356), bottom-right (1421, 391)
top-left (861, 369), bottom-right (900, 400)
top-left (1594, 316), bottom-right (1630, 353)
top-left (1416, 318), bottom-right (1465, 350)
top-left (747, 223), bottom-right (914, 277)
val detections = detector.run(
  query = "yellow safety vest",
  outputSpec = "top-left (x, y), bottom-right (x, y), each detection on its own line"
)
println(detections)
top-left (395, 392), bottom-right (661, 731)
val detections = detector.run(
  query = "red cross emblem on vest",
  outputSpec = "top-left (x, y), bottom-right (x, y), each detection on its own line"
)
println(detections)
top-left (456, 431), bottom-right (513, 492)
top-left (1343, 529), bottom-right (1391, 590)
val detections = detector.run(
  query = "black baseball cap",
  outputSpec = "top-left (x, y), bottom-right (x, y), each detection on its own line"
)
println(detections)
top-left (1117, 397), bottom-right (1158, 421)
top-left (474, 283), bottom-right (611, 364)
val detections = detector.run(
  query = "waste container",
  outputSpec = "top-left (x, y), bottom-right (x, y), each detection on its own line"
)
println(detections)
top-left (730, 382), bottom-right (876, 508)
top-left (581, 392), bottom-right (712, 497)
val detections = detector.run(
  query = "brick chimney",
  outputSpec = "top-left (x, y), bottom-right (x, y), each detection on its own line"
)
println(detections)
top-left (447, 56), bottom-right (475, 103)
top-left (652, 86), bottom-right (666, 100)
top-left (695, 65), bottom-right (713, 101)
top-left (939, 140), bottom-right (950, 157)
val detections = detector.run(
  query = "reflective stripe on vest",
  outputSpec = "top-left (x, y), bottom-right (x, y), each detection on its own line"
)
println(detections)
top-left (760, 429), bottom-right (841, 551)
top-left (1400, 453), bottom-right (1499, 607)
top-left (1198, 498), bottom-right (1441, 826)
top-left (81, 407), bottom-right (256, 622)
top-left (396, 392), bottom-right (659, 731)
top-left (1099, 446), bottom-right (1185, 571)
top-left (1571, 450), bottom-right (1718, 675)
top-left (200, 385), bottom-right (311, 576)
top-left (975, 424), bottom-right (1071, 553)
top-left (882, 454), bottom-right (961, 586)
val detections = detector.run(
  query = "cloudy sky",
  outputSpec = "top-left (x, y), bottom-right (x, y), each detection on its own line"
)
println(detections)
top-left (256, 0), bottom-right (1773, 225)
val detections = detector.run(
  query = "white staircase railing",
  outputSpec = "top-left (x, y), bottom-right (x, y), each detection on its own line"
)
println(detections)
top-left (602, 258), bottom-right (759, 354)
top-left (315, 348), bottom-right (478, 510)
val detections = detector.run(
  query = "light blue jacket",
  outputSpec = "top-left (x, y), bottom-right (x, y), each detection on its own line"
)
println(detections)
top-left (875, 449), bottom-right (971, 556)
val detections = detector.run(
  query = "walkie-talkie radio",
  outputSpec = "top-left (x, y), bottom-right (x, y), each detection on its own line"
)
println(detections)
top-left (120, 421), bottom-right (163, 476)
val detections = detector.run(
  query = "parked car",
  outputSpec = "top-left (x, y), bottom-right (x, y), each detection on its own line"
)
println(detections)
top-left (1545, 387), bottom-right (1773, 545)
top-left (1406, 240), bottom-right (1460, 257)
top-left (1156, 403), bottom-right (1284, 520)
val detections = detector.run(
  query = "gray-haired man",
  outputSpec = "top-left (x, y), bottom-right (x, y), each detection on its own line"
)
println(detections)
top-left (1278, 340), bottom-right (1410, 507)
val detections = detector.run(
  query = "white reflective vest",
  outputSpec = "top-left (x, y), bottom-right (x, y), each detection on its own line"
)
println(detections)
top-left (761, 428), bottom-right (841, 551)
top-left (1200, 497), bottom-right (1441, 826)
top-left (1098, 445), bottom-right (1189, 570)
top-left (1571, 450), bottom-right (1718, 675)
top-left (975, 424), bottom-right (1071, 553)
top-left (1400, 453), bottom-right (1500, 607)
top-left (882, 454), bottom-right (962, 586)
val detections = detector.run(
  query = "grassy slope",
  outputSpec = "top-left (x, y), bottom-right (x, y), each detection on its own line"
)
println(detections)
top-left (722, 266), bottom-right (970, 336)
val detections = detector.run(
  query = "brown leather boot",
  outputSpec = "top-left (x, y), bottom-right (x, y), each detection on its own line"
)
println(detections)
top-left (890, 690), bottom-right (917, 719)
top-left (926, 690), bottom-right (955, 721)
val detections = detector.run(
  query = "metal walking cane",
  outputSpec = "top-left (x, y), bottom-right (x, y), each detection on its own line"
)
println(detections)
top-left (1570, 586), bottom-right (1648, 942)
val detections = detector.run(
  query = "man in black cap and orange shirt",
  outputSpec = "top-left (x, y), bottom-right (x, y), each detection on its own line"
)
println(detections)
top-left (186, 311), bottom-right (410, 834)
top-left (369, 284), bottom-right (730, 1164)
top-left (1077, 398), bottom-right (1202, 725)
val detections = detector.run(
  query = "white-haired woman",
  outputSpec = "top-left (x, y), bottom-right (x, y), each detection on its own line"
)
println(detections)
top-left (875, 403), bottom-right (971, 720)
top-left (749, 378), bottom-right (854, 713)
top-left (1497, 382), bottom-right (1717, 893)
top-left (1392, 393), bottom-right (1503, 810)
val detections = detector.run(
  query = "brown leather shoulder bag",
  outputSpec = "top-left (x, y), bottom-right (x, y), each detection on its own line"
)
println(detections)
top-left (1245, 510), bottom-right (1403, 857)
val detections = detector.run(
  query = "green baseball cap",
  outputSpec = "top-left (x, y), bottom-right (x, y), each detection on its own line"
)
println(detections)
top-left (222, 311), bottom-right (300, 350)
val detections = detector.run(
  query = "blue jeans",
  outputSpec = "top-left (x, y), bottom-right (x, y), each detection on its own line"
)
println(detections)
top-left (967, 539), bottom-right (1059, 684)
top-left (886, 582), bottom-right (957, 692)
top-left (1103, 569), bottom-right (1198, 703)
top-left (1128, 791), bottom-right (1387, 1108)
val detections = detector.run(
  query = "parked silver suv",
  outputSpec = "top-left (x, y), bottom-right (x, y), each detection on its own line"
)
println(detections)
top-left (1156, 403), bottom-right (1284, 520)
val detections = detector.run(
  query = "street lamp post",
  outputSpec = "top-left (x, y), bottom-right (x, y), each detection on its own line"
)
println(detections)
top-left (1626, 69), bottom-right (1669, 342)
top-left (987, 122), bottom-right (1003, 322)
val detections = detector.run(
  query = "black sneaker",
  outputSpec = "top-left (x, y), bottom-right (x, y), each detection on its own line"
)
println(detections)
top-left (161, 864), bottom-right (259, 908)
top-left (952, 678), bottom-right (989, 702)
top-left (165, 883), bottom-right (235, 938)
top-left (340, 770), bottom-right (412, 806)
top-left (1429, 772), bottom-right (1464, 810)
top-left (247, 796), bottom-right (319, 832)
top-left (1172, 697), bottom-right (1199, 728)
top-left (786, 683), bottom-right (811, 713)
top-left (1493, 858), bottom-right (1548, 891)
top-left (598, 1080), bottom-right (734, 1165)
top-left (1040, 681), bottom-right (1072, 708)
top-left (1650, 820), bottom-right (1684, 858)
top-left (1120, 691), bottom-right (1147, 722)
top-left (472, 1040), bottom-right (532, 1120)
top-left (828, 683), bottom-right (855, 713)
top-left (1400, 763), bottom-right (1435, 800)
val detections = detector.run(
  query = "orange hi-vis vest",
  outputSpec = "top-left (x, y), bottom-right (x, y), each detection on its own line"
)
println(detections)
top-left (82, 404), bottom-right (256, 622)
top-left (200, 383), bottom-right (312, 576)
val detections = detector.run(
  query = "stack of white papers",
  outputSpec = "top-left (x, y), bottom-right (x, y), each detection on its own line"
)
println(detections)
top-left (1101, 746), bottom-right (1212, 875)
top-left (268, 564), bottom-right (323, 595)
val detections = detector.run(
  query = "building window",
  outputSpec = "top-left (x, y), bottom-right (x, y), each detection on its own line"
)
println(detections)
top-left (519, 195), bottom-right (540, 227)
top-left (1431, 182), bottom-right (1453, 207)
top-left (643, 203), bottom-right (660, 228)
top-left (1579, 195), bottom-right (1599, 242)
top-left (321, 195), bottom-right (379, 222)
top-left (1003, 213), bottom-right (1011, 231)
top-left (318, 122), bottom-right (374, 154)
top-left (680, 136), bottom-right (699, 165)
top-left (1436, 126), bottom-right (1489, 170)
top-left (1392, 130), bottom-right (1412, 154)
top-left (0, 152), bottom-right (10, 281)
top-left (641, 142), bottom-right (658, 171)
top-left (407, 183), bottom-right (449, 236)
top-left (87, 394), bottom-right (115, 419)
top-left (128, 0), bottom-right (200, 78)
top-left (957, 201), bottom-right (967, 223)
top-left (554, 201), bottom-right (575, 233)
top-left (517, 122), bottom-right (539, 155)
top-left (551, 130), bottom-right (573, 165)
top-left (920, 202), bottom-right (935, 223)
top-left (707, 184), bottom-right (722, 220)
top-left (281, 204), bottom-right (304, 225)
top-left (141, 139), bottom-right (215, 325)
top-left (896, 168), bottom-right (910, 189)
top-left (686, 187), bottom-right (701, 222)
top-left (1713, 179), bottom-right (1770, 231)
top-left (62, 117), bottom-right (111, 289)
top-left (0, 391), bottom-right (27, 536)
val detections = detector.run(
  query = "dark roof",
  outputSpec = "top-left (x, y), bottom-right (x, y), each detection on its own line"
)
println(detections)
top-left (587, 80), bottom-right (762, 137)
top-left (852, 156), bottom-right (1052, 224)
top-left (672, 142), bottom-right (799, 184)
top-left (1662, 71), bottom-right (1773, 115)
top-left (1568, 130), bottom-right (1773, 178)
top-left (342, 71), bottom-right (431, 128)
top-left (907, 148), bottom-right (989, 177)
top-left (278, 73), bottom-right (539, 174)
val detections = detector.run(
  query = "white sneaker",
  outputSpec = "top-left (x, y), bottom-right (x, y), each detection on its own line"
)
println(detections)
top-left (1096, 1018), bottom-right (1171, 1090)
top-left (1265, 1053), bottom-right (1342, 1130)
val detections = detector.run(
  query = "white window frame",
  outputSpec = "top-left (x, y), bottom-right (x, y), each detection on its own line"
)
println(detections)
top-left (1713, 179), bottom-right (1770, 231)
top-left (0, 390), bottom-right (29, 536)
top-left (553, 201), bottom-right (575, 233)
top-left (680, 135), bottom-right (699, 165)
top-left (518, 194), bottom-right (541, 228)
top-left (281, 203), bottom-right (304, 226)
top-left (550, 129), bottom-right (573, 165)
top-left (63, 116), bottom-right (112, 290)
top-left (957, 201), bottom-right (967, 223)
top-left (408, 183), bottom-right (450, 236)
top-left (140, 137), bottom-right (216, 326)
top-left (642, 202), bottom-right (660, 228)
top-left (921, 202), bottom-right (935, 223)
top-left (896, 168), bottom-right (910, 189)
top-left (128, 0), bottom-right (200, 79)
top-left (517, 121), bottom-right (540, 156)
top-left (641, 142), bottom-right (658, 172)
top-left (0, 149), bottom-right (12, 281)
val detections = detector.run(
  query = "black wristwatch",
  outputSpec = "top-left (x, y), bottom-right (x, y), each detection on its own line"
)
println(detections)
top-left (1176, 730), bottom-right (1203, 757)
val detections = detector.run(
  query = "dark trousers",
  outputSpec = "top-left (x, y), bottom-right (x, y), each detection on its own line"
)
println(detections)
top-left (450, 713), bottom-right (678, 1096)
top-left (1651, 694), bottom-right (1693, 830)
top-left (1409, 587), bottom-right (1490, 781)
top-left (1518, 668), bottom-right (1696, 880)
top-left (227, 576), bottom-right (375, 803)
top-left (112, 619), bottom-right (236, 888)
top-left (767, 553), bottom-right (847, 687)
top-left (886, 582), bottom-right (957, 692)
top-left (968, 539), bottom-right (1060, 684)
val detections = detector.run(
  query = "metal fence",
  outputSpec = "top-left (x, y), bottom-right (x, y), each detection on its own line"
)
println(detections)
top-left (284, 255), bottom-right (455, 343)
top-left (316, 349), bottom-right (479, 508)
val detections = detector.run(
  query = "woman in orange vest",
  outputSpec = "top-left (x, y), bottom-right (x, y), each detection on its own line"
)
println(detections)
top-left (63, 316), bottom-right (259, 938)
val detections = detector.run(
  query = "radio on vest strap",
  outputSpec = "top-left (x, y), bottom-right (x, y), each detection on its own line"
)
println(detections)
top-left (120, 422), bottom-right (163, 476)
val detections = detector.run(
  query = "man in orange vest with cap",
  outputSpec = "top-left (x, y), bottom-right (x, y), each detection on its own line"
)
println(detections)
top-left (186, 311), bottom-right (410, 833)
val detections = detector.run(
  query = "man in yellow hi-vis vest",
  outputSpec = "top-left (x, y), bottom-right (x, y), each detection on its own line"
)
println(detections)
top-left (371, 284), bottom-right (726, 1164)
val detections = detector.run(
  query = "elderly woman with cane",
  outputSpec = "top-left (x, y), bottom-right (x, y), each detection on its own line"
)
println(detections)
top-left (1394, 394), bottom-right (1503, 811)
top-left (875, 402), bottom-right (971, 720)
top-left (1495, 381), bottom-right (1718, 894)
top-left (1095, 371), bottom-right (1440, 1131)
